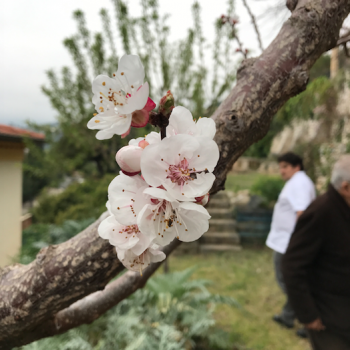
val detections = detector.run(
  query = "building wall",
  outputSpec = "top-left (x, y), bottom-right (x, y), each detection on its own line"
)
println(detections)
top-left (0, 141), bottom-right (24, 266)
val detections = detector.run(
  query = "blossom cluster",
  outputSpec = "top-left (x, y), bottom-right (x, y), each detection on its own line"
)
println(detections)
top-left (88, 54), bottom-right (219, 274)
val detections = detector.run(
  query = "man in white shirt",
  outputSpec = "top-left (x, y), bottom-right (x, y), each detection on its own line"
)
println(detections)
top-left (266, 152), bottom-right (316, 333)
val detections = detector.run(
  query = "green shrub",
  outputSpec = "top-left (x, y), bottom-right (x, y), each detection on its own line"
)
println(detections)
top-left (31, 174), bottom-right (115, 224)
top-left (251, 176), bottom-right (284, 203)
top-left (20, 268), bottom-right (239, 350)
top-left (20, 218), bottom-right (95, 264)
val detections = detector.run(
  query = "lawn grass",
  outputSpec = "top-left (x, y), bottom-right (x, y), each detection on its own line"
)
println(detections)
top-left (168, 248), bottom-right (311, 350)
top-left (225, 173), bottom-right (264, 192)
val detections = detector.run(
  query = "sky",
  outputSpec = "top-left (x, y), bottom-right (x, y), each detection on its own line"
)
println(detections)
top-left (0, 0), bottom-right (287, 127)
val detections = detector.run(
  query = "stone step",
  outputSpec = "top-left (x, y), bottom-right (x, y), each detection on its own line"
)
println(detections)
top-left (207, 198), bottom-right (231, 209)
top-left (174, 241), bottom-right (199, 255)
top-left (208, 219), bottom-right (237, 232)
top-left (207, 208), bottom-right (234, 219)
top-left (200, 244), bottom-right (242, 253)
top-left (211, 191), bottom-right (228, 200)
top-left (202, 231), bottom-right (240, 244)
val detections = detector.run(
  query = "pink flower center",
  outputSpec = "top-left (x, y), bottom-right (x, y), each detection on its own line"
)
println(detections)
top-left (150, 198), bottom-right (167, 213)
top-left (129, 250), bottom-right (150, 274)
top-left (160, 155), bottom-right (206, 195)
top-left (166, 159), bottom-right (193, 186)
top-left (150, 199), bottom-right (189, 239)
top-left (119, 224), bottom-right (140, 236)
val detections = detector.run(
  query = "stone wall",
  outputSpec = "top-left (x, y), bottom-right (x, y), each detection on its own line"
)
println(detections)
top-left (231, 157), bottom-right (279, 175)
top-left (270, 78), bottom-right (350, 157)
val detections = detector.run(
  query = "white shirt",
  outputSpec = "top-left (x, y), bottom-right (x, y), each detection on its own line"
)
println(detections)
top-left (266, 171), bottom-right (316, 254)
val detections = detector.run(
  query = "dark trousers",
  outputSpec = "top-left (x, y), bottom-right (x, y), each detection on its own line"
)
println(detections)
top-left (273, 251), bottom-right (295, 324)
top-left (308, 329), bottom-right (350, 350)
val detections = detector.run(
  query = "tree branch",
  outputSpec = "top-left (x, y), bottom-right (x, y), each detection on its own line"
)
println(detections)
top-left (211, 0), bottom-right (350, 193)
top-left (343, 42), bottom-right (350, 58)
top-left (286, 0), bottom-right (298, 12)
top-left (337, 30), bottom-right (350, 46)
top-left (0, 0), bottom-right (349, 348)
top-left (0, 213), bottom-right (125, 349)
top-left (241, 0), bottom-right (264, 52)
top-left (32, 240), bottom-right (181, 338)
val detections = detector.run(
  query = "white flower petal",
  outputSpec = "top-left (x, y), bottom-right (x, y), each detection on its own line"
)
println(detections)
top-left (145, 132), bottom-right (161, 144)
top-left (195, 117), bottom-right (216, 139)
top-left (108, 173), bottom-right (147, 225)
top-left (137, 204), bottom-right (158, 240)
top-left (166, 106), bottom-right (196, 137)
top-left (189, 136), bottom-right (219, 172)
top-left (90, 114), bottom-right (132, 140)
top-left (118, 249), bottom-right (152, 272)
top-left (129, 137), bottom-right (145, 146)
top-left (175, 202), bottom-right (211, 242)
top-left (139, 144), bottom-right (168, 187)
top-left (153, 231), bottom-right (176, 246)
top-left (106, 201), bottom-right (112, 215)
top-left (163, 173), bottom-right (215, 201)
top-left (141, 134), bottom-right (199, 187)
top-left (110, 233), bottom-right (140, 251)
top-left (96, 128), bottom-right (116, 140)
top-left (98, 215), bottom-right (146, 253)
top-left (137, 204), bottom-right (176, 246)
top-left (143, 187), bottom-right (178, 204)
top-left (92, 75), bottom-right (120, 109)
top-left (116, 82), bottom-right (149, 115)
top-left (115, 54), bottom-right (145, 90)
top-left (116, 247), bottom-right (126, 261)
top-left (129, 132), bottom-right (160, 147)
top-left (98, 215), bottom-right (118, 240)
top-left (131, 231), bottom-right (151, 256)
top-left (149, 248), bottom-right (166, 263)
top-left (87, 115), bottom-right (115, 130)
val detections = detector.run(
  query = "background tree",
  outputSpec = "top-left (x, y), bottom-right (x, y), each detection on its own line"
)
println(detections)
top-left (24, 0), bottom-right (239, 203)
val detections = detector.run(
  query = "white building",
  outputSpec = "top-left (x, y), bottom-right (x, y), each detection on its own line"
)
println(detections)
top-left (0, 124), bottom-right (44, 266)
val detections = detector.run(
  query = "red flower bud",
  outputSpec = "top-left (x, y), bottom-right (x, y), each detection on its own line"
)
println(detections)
top-left (195, 193), bottom-right (210, 206)
top-left (159, 90), bottom-right (175, 117)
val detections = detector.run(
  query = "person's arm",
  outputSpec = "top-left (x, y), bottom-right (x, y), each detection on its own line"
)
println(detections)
top-left (282, 205), bottom-right (327, 326)
top-left (288, 179), bottom-right (315, 220)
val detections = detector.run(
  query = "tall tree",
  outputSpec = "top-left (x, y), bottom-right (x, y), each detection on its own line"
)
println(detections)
top-left (31, 0), bottom-right (236, 180)
top-left (1, 0), bottom-right (350, 348)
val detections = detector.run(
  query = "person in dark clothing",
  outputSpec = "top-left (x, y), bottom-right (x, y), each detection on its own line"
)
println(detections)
top-left (282, 155), bottom-right (350, 350)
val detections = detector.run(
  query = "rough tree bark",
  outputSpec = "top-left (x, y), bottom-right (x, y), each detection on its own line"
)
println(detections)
top-left (33, 239), bottom-right (180, 338)
top-left (0, 0), bottom-right (349, 348)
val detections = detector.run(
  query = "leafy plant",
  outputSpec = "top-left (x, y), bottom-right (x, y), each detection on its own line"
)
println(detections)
top-left (20, 268), bottom-right (239, 350)
top-left (31, 174), bottom-right (115, 224)
top-left (20, 218), bottom-right (95, 264)
top-left (251, 176), bottom-right (284, 203)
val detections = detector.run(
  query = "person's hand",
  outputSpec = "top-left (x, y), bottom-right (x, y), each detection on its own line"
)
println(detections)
top-left (306, 318), bottom-right (326, 331)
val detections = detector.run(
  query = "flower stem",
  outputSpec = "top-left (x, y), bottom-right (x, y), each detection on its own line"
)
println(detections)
top-left (160, 127), bottom-right (166, 140)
